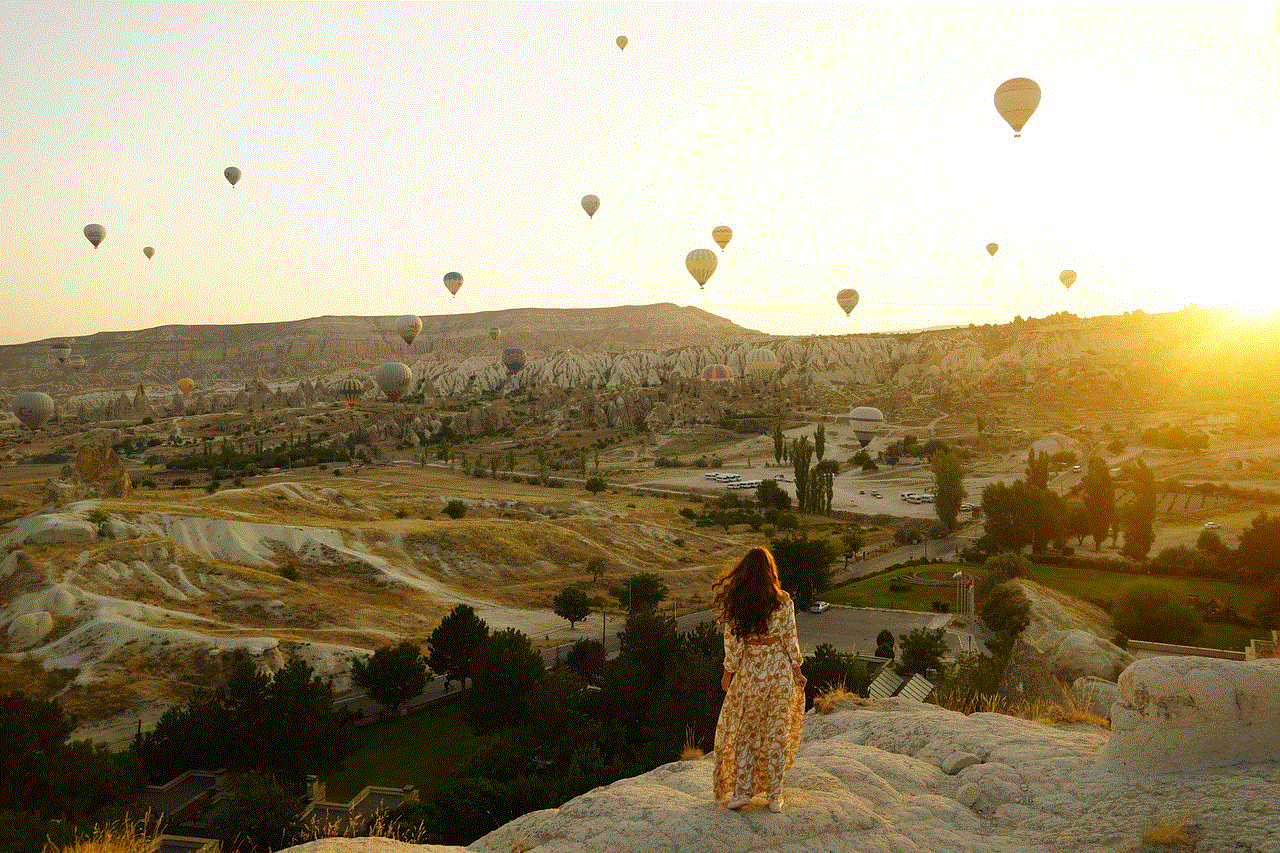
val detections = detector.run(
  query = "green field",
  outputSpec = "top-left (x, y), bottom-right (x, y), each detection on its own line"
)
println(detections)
top-left (325, 700), bottom-right (479, 802)
top-left (825, 563), bottom-right (1271, 652)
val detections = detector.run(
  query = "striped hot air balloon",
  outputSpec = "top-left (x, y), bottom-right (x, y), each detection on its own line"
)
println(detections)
top-left (743, 348), bottom-right (778, 380)
top-left (502, 347), bottom-right (526, 374)
top-left (375, 362), bottom-right (412, 402)
top-left (336, 377), bottom-right (364, 407)
top-left (700, 364), bottom-right (734, 381)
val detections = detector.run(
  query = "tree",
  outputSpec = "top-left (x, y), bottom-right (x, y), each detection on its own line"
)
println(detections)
top-left (351, 642), bottom-right (427, 714)
top-left (932, 450), bottom-right (966, 530)
top-left (756, 478), bottom-right (790, 510)
top-left (464, 628), bottom-right (545, 732)
top-left (609, 572), bottom-right (668, 612)
top-left (981, 479), bottom-right (1066, 554)
top-left (1111, 584), bottom-right (1202, 645)
top-left (213, 771), bottom-right (302, 853)
top-left (853, 449), bottom-right (878, 472)
top-left (442, 499), bottom-right (467, 519)
top-left (896, 627), bottom-right (948, 677)
top-left (814, 459), bottom-right (839, 514)
top-left (773, 422), bottom-right (784, 464)
top-left (428, 604), bottom-right (490, 690)
top-left (800, 644), bottom-right (869, 706)
top-left (875, 629), bottom-right (895, 660)
top-left (1236, 512), bottom-right (1280, 584)
top-left (261, 659), bottom-right (354, 788)
top-left (771, 536), bottom-right (835, 611)
top-left (1081, 458), bottom-right (1116, 551)
top-left (583, 476), bottom-right (606, 495)
top-left (790, 436), bottom-right (813, 512)
top-left (814, 423), bottom-right (826, 461)
top-left (566, 638), bottom-right (607, 683)
top-left (1067, 502), bottom-right (1090, 545)
top-left (1253, 580), bottom-right (1280, 631)
top-left (1120, 458), bottom-right (1156, 561)
top-left (586, 557), bottom-right (607, 583)
top-left (553, 586), bottom-right (592, 628)
top-left (1024, 448), bottom-right (1050, 490)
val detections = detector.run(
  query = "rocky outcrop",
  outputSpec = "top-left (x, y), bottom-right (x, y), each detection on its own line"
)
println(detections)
top-left (1100, 656), bottom-right (1280, 772)
top-left (43, 444), bottom-right (132, 504)
top-left (1016, 581), bottom-right (1133, 682)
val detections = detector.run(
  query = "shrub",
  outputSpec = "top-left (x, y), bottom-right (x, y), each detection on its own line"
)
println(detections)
top-left (333, 468), bottom-right (342, 476)
top-left (442, 500), bottom-right (467, 519)
top-left (173, 478), bottom-right (191, 487)
top-left (395, 508), bottom-right (410, 519)
top-left (280, 565), bottom-right (300, 582)
top-left (204, 481), bottom-right (219, 494)
top-left (85, 510), bottom-right (109, 526)
top-left (1112, 584), bottom-right (1203, 645)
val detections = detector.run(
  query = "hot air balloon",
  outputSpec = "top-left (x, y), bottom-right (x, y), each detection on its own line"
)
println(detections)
top-left (502, 347), bottom-right (526, 374)
top-left (581, 195), bottom-right (600, 218)
top-left (51, 342), bottom-right (71, 364)
top-left (986, 243), bottom-right (998, 256)
top-left (849, 406), bottom-right (884, 448)
top-left (177, 378), bottom-right (195, 396)
top-left (700, 364), bottom-right (734, 381)
top-left (616, 35), bottom-right (628, 50)
top-left (686, 249), bottom-right (717, 289)
top-left (712, 226), bottom-right (732, 251)
top-left (994, 78), bottom-right (1040, 137)
top-left (143, 246), bottom-right (155, 259)
top-left (68, 355), bottom-right (85, 372)
top-left (83, 224), bottom-right (105, 248)
top-left (743, 348), bottom-right (778, 380)
top-left (443, 272), bottom-right (463, 297)
top-left (1060, 270), bottom-right (1076, 289)
top-left (488, 327), bottom-right (501, 340)
top-left (837, 289), bottom-right (859, 316)
top-left (395, 315), bottom-right (422, 346)
top-left (336, 377), bottom-right (364, 407)
top-left (375, 362), bottom-right (412, 402)
top-left (12, 391), bottom-right (55, 431)
top-left (224, 166), bottom-right (241, 186)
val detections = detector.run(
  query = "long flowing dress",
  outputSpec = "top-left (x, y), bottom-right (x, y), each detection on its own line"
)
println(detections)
top-left (713, 594), bottom-right (806, 804)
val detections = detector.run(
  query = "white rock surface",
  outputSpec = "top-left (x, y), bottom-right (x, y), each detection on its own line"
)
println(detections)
top-left (6, 610), bottom-right (54, 649)
top-left (1071, 676), bottom-right (1119, 720)
top-left (1, 512), bottom-right (99, 546)
top-left (1018, 582), bottom-right (1133, 681)
top-left (1100, 656), bottom-right (1280, 773)
top-left (281, 692), bottom-right (1280, 853)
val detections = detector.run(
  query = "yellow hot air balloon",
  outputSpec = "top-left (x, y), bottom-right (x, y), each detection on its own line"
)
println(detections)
top-left (177, 378), bottom-right (195, 396)
top-left (143, 246), bottom-right (155, 259)
top-left (616, 35), bottom-right (628, 50)
top-left (224, 166), bottom-right (241, 186)
top-left (685, 249), bottom-right (717, 289)
top-left (488, 327), bottom-right (501, 340)
top-left (395, 314), bottom-right (422, 346)
top-left (1060, 270), bottom-right (1076, 289)
top-left (712, 226), bottom-right (732, 251)
top-left (443, 272), bottom-right (463, 297)
top-left (581, 194), bottom-right (600, 218)
top-left (743, 348), bottom-right (778, 380)
top-left (836, 289), bottom-right (859, 316)
top-left (83, 224), bottom-right (105, 248)
top-left (994, 78), bottom-right (1040, 137)
top-left (986, 243), bottom-right (998, 256)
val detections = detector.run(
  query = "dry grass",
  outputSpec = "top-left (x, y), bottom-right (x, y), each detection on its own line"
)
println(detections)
top-left (679, 725), bottom-right (705, 760)
top-left (42, 814), bottom-right (163, 853)
top-left (933, 689), bottom-right (1110, 729)
top-left (1139, 815), bottom-right (1202, 846)
top-left (812, 686), bottom-right (868, 715)
top-left (296, 809), bottom-right (428, 844)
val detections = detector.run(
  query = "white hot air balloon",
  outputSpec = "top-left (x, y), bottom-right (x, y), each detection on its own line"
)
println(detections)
top-left (13, 391), bottom-right (55, 431)
top-left (375, 362), bottom-right (412, 402)
top-left (395, 315), bottom-right (422, 346)
top-left (849, 406), bottom-right (885, 448)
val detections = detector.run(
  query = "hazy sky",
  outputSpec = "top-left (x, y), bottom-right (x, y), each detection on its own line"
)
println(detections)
top-left (2, 2), bottom-right (1276, 347)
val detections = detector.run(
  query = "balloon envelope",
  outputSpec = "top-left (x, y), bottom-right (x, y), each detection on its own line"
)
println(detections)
top-left (581, 195), bottom-right (600, 218)
top-left (443, 272), bottom-right (463, 297)
top-left (502, 347), bottom-right (526, 374)
top-left (616, 35), bottom-right (627, 49)
top-left (375, 362), bottom-right (412, 402)
top-left (986, 243), bottom-right (998, 256)
top-left (1060, 270), bottom-right (1076, 289)
top-left (712, 226), bottom-right (733, 250)
top-left (51, 342), bottom-right (71, 364)
top-left (700, 364), bottom-right (734, 381)
top-left (68, 355), bottom-right (85, 372)
top-left (143, 246), bottom-right (155, 259)
top-left (13, 391), bottom-right (55, 431)
top-left (395, 315), bottom-right (422, 346)
top-left (994, 78), bottom-right (1040, 135)
top-left (743, 348), bottom-right (778, 380)
top-left (489, 327), bottom-right (501, 340)
top-left (685, 249), bottom-right (717, 289)
top-left (837, 289), bottom-right (859, 316)
top-left (850, 405), bottom-right (885, 448)
top-left (224, 166), bottom-right (241, 186)
top-left (336, 377), bottom-right (364, 407)
top-left (83, 224), bottom-right (105, 248)
top-left (177, 378), bottom-right (195, 396)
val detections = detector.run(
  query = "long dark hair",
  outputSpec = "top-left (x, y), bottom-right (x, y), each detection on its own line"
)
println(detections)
top-left (711, 547), bottom-right (785, 639)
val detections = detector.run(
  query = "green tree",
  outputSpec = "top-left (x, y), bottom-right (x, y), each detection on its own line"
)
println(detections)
top-left (981, 479), bottom-right (1066, 554)
top-left (553, 586), bottom-right (592, 628)
top-left (442, 499), bottom-right (467, 519)
top-left (815, 459), bottom-right (839, 514)
top-left (428, 604), bottom-right (490, 690)
top-left (896, 626), bottom-right (948, 678)
top-left (583, 476), bottom-right (607, 495)
top-left (771, 536), bottom-right (835, 611)
top-left (790, 436), bottom-right (813, 513)
top-left (213, 771), bottom-right (302, 853)
top-left (756, 478), bottom-right (791, 510)
top-left (586, 556), bottom-right (607, 583)
top-left (932, 450), bottom-right (966, 530)
top-left (814, 423), bottom-right (826, 462)
top-left (800, 644), bottom-right (869, 706)
top-left (261, 659), bottom-right (353, 788)
top-left (1120, 458), bottom-right (1156, 561)
top-left (853, 449), bottom-right (878, 472)
top-left (1236, 512), bottom-right (1280, 584)
top-left (609, 572), bottom-right (669, 612)
top-left (350, 642), bottom-right (427, 714)
top-left (875, 629), bottom-right (895, 660)
top-left (772, 422), bottom-right (784, 464)
top-left (1111, 584), bottom-right (1202, 645)
top-left (1024, 448), bottom-right (1050, 490)
top-left (566, 638), bottom-right (607, 683)
top-left (1252, 580), bottom-right (1280, 631)
top-left (1081, 457), bottom-right (1116, 551)
top-left (464, 629), bottom-right (545, 732)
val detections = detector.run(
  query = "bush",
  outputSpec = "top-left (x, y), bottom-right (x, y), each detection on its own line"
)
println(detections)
top-left (1112, 584), bottom-right (1203, 645)
top-left (584, 477), bottom-right (607, 494)
top-left (280, 565), bottom-right (300, 582)
top-left (976, 552), bottom-right (1035, 600)
top-left (333, 468), bottom-right (342, 476)
top-left (395, 507), bottom-right (410, 519)
top-left (442, 500), bottom-right (467, 519)
top-left (173, 478), bottom-right (191, 488)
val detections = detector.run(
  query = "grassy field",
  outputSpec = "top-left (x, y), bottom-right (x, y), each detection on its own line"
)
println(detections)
top-left (325, 701), bottom-right (480, 802)
top-left (825, 563), bottom-right (1271, 652)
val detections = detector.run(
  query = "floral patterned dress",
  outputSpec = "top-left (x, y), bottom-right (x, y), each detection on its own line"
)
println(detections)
top-left (713, 594), bottom-right (806, 804)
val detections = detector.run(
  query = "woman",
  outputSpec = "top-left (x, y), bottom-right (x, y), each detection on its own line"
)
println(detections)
top-left (712, 546), bottom-right (806, 812)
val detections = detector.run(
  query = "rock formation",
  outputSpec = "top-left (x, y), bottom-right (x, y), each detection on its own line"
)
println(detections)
top-left (43, 445), bottom-right (133, 504)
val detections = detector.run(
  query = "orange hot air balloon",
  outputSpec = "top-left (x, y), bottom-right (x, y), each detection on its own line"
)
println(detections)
top-left (986, 243), bottom-right (998, 256)
top-left (1060, 270), bottom-right (1076, 289)
top-left (836, 289), bottom-right (859, 316)
top-left (177, 378), bottom-right (195, 396)
top-left (994, 78), bottom-right (1040, 137)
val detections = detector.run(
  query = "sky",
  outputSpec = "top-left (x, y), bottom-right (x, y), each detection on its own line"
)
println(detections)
top-left (1, 2), bottom-right (1277, 347)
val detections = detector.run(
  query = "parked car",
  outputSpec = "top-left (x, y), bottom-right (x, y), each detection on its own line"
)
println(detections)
top-left (809, 601), bottom-right (830, 614)
top-left (1204, 521), bottom-right (1221, 529)
top-left (870, 491), bottom-right (881, 498)
top-left (704, 472), bottom-right (722, 480)
top-left (774, 473), bottom-right (787, 481)
top-left (859, 489), bottom-right (865, 495)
